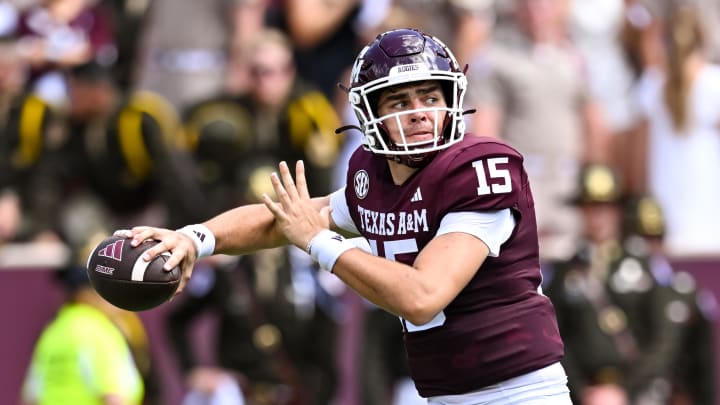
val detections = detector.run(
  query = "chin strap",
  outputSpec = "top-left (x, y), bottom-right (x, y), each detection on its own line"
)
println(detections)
top-left (335, 124), bottom-right (362, 134)
top-left (387, 149), bottom-right (438, 169)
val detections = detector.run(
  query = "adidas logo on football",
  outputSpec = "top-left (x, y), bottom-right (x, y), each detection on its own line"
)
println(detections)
top-left (411, 187), bottom-right (423, 203)
top-left (98, 240), bottom-right (124, 261)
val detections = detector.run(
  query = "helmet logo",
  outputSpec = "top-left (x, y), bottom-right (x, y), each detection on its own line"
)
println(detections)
top-left (398, 64), bottom-right (419, 72)
top-left (389, 63), bottom-right (426, 76)
top-left (350, 45), bottom-right (370, 82)
top-left (354, 170), bottom-right (370, 200)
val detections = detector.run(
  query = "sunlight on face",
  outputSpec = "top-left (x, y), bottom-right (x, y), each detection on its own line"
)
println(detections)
top-left (376, 80), bottom-right (446, 146)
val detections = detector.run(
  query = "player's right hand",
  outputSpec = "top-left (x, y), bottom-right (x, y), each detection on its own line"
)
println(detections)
top-left (114, 227), bottom-right (198, 296)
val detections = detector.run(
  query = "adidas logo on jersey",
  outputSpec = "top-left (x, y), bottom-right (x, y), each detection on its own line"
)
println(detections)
top-left (98, 240), bottom-right (124, 261)
top-left (411, 187), bottom-right (423, 203)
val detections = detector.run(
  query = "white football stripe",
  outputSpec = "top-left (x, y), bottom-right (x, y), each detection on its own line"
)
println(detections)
top-left (131, 256), bottom-right (151, 281)
top-left (131, 252), bottom-right (171, 281)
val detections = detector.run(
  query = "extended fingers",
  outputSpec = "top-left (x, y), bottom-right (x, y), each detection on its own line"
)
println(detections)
top-left (261, 192), bottom-right (285, 219)
top-left (295, 160), bottom-right (310, 200)
top-left (278, 161), bottom-right (300, 200)
top-left (269, 171), bottom-right (292, 211)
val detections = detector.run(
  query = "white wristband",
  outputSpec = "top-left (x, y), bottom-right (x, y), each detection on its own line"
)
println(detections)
top-left (307, 230), bottom-right (356, 272)
top-left (177, 224), bottom-right (216, 258)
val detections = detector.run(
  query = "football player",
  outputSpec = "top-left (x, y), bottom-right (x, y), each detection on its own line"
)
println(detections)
top-left (119, 29), bottom-right (571, 404)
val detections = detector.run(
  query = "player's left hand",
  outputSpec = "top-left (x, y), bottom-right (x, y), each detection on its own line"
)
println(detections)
top-left (262, 160), bottom-right (331, 251)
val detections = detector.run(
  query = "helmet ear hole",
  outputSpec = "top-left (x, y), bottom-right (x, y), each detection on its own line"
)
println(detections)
top-left (368, 92), bottom-right (380, 116)
top-left (440, 81), bottom-right (454, 106)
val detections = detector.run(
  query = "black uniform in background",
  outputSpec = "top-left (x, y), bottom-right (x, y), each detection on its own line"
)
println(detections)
top-left (545, 165), bottom-right (683, 404)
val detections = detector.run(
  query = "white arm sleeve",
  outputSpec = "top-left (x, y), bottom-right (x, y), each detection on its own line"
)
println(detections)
top-left (329, 188), bottom-right (360, 235)
top-left (436, 209), bottom-right (516, 257)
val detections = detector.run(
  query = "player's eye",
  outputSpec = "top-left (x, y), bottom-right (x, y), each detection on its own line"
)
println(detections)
top-left (392, 100), bottom-right (408, 109)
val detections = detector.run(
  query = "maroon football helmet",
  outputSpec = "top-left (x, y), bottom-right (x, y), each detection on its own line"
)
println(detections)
top-left (343, 28), bottom-right (468, 167)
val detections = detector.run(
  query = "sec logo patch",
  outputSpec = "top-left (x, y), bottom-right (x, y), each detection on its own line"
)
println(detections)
top-left (354, 170), bottom-right (369, 199)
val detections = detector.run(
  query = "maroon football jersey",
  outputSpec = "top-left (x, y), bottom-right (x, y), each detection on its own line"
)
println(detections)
top-left (343, 135), bottom-right (564, 397)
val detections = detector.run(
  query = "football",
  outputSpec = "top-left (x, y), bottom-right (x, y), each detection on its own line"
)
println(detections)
top-left (85, 235), bottom-right (180, 311)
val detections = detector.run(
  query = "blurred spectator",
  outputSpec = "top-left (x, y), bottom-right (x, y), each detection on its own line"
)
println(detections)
top-left (133, 0), bottom-right (260, 111)
top-left (2, 63), bottom-right (192, 404)
top-left (182, 28), bottom-right (343, 214)
top-left (223, 0), bottom-right (270, 96)
top-left (0, 39), bottom-right (25, 242)
top-left (615, 0), bottom-right (663, 196)
top-left (0, 40), bottom-right (26, 109)
top-left (631, 4), bottom-right (720, 257)
top-left (101, 0), bottom-right (151, 89)
top-left (691, 0), bottom-right (720, 63)
top-left (568, 0), bottom-right (638, 145)
top-left (0, 87), bottom-right (68, 242)
top-left (650, 0), bottom-right (720, 64)
top-left (467, 0), bottom-right (611, 263)
top-left (0, 60), bottom-right (203, 255)
top-left (63, 64), bottom-right (203, 230)
top-left (13, 0), bottom-right (117, 106)
top-left (20, 265), bottom-right (144, 405)
top-left (8, 69), bottom-right (190, 405)
top-left (450, 0), bottom-right (497, 69)
top-left (272, 0), bottom-right (362, 100)
top-left (386, 0), bottom-right (457, 50)
top-left (621, 195), bottom-right (717, 405)
top-left (619, 0), bottom-right (663, 80)
top-left (545, 164), bottom-right (679, 405)
top-left (167, 28), bottom-right (344, 405)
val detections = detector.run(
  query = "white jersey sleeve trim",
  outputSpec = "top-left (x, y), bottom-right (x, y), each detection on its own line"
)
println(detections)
top-left (437, 209), bottom-right (516, 257)
top-left (329, 188), bottom-right (360, 235)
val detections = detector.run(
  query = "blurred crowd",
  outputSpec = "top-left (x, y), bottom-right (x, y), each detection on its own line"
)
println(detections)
top-left (2, 0), bottom-right (719, 404)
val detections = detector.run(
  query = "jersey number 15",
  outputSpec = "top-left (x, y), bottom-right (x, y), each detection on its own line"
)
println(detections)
top-left (472, 157), bottom-right (511, 195)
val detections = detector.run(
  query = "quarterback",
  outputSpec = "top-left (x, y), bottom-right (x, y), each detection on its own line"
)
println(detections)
top-left (121, 29), bottom-right (571, 404)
